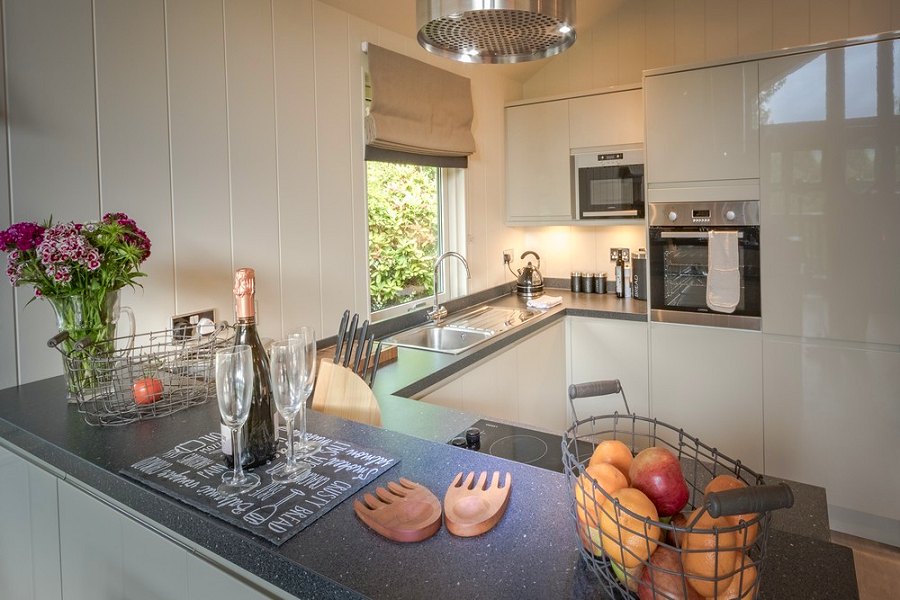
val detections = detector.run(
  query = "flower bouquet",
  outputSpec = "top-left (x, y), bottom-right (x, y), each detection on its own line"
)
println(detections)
top-left (1, 213), bottom-right (151, 395)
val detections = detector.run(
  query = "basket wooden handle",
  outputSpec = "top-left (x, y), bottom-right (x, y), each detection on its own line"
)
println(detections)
top-left (705, 483), bottom-right (794, 518)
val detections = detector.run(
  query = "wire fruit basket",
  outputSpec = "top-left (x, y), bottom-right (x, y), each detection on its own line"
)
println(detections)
top-left (563, 380), bottom-right (793, 599)
top-left (49, 323), bottom-right (232, 426)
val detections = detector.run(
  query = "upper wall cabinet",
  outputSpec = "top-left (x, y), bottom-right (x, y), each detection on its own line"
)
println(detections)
top-left (506, 100), bottom-right (572, 223)
top-left (506, 88), bottom-right (644, 225)
top-left (568, 88), bottom-right (643, 150)
top-left (645, 62), bottom-right (759, 186)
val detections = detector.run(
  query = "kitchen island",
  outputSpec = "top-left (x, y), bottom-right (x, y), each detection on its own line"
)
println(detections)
top-left (0, 292), bottom-right (858, 599)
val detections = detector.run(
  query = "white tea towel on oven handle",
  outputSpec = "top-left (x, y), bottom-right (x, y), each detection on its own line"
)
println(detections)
top-left (526, 295), bottom-right (562, 310)
top-left (706, 230), bottom-right (740, 314)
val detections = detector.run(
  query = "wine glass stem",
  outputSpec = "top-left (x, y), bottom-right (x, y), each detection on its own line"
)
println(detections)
top-left (285, 415), bottom-right (296, 466)
top-left (298, 401), bottom-right (308, 445)
top-left (231, 426), bottom-right (245, 483)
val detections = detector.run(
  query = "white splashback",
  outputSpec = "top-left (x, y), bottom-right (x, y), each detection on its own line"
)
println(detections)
top-left (517, 224), bottom-right (647, 280)
top-left (0, 0), bottom-right (521, 387)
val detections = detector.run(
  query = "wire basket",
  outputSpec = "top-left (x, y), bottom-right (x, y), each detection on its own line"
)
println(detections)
top-left (563, 383), bottom-right (793, 599)
top-left (49, 323), bottom-right (233, 426)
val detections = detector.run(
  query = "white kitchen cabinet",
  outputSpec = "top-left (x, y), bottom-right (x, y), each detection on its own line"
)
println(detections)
top-left (568, 88), bottom-right (643, 150)
top-left (649, 323), bottom-right (763, 471)
top-left (644, 62), bottom-right (759, 186)
top-left (505, 100), bottom-right (572, 223)
top-left (419, 320), bottom-right (568, 432)
top-left (0, 446), bottom-right (62, 600)
top-left (763, 336), bottom-right (900, 548)
top-left (567, 317), bottom-right (649, 422)
top-left (515, 319), bottom-right (568, 430)
top-left (758, 42), bottom-right (900, 346)
top-left (56, 479), bottom-right (284, 599)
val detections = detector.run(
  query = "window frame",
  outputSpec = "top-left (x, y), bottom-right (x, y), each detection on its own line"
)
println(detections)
top-left (365, 164), bottom-right (466, 323)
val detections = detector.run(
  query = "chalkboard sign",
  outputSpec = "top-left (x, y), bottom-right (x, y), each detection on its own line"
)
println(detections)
top-left (121, 431), bottom-right (399, 545)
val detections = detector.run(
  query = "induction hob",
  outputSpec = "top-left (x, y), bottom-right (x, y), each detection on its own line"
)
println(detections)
top-left (451, 419), bottom-right (567, 473)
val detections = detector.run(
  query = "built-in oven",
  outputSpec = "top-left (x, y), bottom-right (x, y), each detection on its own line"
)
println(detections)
top-left (572, 145), bottom-right (644, 219)
top-left (648, 201), bottom-right (761, 330)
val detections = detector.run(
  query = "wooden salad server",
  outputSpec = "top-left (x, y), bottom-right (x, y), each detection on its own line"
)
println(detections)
top-left (353, 478), bottom-right (442, 543)
top-left (443, 471), bottom-right (512, 537)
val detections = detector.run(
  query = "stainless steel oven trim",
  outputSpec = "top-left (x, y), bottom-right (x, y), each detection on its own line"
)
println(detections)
top-left (659, 231), bottom-right (745, 239)
top-left (582, 209), bottom-right (640, 217)
top-left (651, 309), bottom-right (761, 331)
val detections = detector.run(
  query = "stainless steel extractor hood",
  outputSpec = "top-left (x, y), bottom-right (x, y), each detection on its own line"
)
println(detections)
top-left (416, 0), bottom-right (576, 64)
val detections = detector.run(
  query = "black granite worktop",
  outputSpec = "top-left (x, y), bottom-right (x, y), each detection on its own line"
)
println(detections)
top-left (0, 293), bottom-right (858, 599)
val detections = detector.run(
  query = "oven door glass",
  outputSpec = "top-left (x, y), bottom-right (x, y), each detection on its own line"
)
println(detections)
top-left (578, 165), bottom-right (644, 217)
top-left (649, 226), bottom-right (761, 317)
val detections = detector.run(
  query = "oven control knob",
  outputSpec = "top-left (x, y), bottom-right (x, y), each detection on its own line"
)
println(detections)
top-left (725, 210), bottom-right (736, 221)
top-left (668, 211), bottom-right (678, 222)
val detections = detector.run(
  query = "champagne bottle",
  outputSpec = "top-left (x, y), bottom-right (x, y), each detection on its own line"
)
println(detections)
top-left (222, 267), bottom-right (277, 469)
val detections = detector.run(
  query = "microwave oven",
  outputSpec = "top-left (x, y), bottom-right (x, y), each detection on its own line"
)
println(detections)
top-left (572, 146), bottom-right (644, 219)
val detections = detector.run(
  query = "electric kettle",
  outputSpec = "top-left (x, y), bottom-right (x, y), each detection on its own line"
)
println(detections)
top-left (508, 251), bottom-right (544, 298)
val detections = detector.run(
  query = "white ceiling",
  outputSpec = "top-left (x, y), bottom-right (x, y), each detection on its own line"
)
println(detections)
top-left (318, 0), bottom-right (589, 82)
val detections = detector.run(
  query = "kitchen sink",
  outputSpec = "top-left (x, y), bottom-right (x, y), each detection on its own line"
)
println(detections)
top-left (385, 306), bottom-right (540, 354)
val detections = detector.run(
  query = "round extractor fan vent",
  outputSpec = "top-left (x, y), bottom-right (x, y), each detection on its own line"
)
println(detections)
top-left (417, 1), bottom-right (576, 64)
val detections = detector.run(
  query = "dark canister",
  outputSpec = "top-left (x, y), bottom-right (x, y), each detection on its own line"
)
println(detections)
top-left (581, 272), bottom-right (595, 293)
top-left (571, 272), bottom-right (582, 293)
top-left (596, 272), bottom-right (607, 294)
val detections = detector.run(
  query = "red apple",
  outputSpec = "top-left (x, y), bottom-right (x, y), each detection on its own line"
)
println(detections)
top-left (638, 546), bottom-right (703, 600)
top-left (133, 377), bottom-right (164, 405)
top-left (629, 447), bottom-right (689, 517)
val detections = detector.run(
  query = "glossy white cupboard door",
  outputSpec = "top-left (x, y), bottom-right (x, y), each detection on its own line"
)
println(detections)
top-left (506, 100), bottom-right (573, 222)
top-left (516, 321), bottom-right (567, 433)
top-left (186, 553), bottom-right (276, 600)
top-left (568, 317), bottom-right (649, 422)
top-left (0, 447), bottom-right (62, 600)
top-left (459, 343), bottom-right (519, 422)
top-left (759, 41), bottom-right (900, 345)
top-left (763, 337), bottom-right (900, 547)
top-left (568, 88), bottom-right (644, 150)
top-left (649, 323), bottom-right (763, 470)
top-left (645, 62), bottom-right (759, 184)
top-left (418, 376), bottom-right (463, 410)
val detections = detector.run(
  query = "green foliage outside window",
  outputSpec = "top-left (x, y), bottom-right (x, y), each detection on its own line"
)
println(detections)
top-left (367, 162), bottom-right (439, 312)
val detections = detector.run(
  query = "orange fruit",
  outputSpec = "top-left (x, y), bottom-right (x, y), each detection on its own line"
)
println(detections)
top-left (575, 463), bottom-right (629, 526)
top-left (681, 508), bottom-right (740, 597)
top-left (704, 475), bottom-right (760, 546)
top-left (589, 439), bottom-right (633, 483)
top-left (714, 554), bottom-right (757, 599)
top-left (597, 487), bottom-right (660, 568)
top-left (574, 463), bottom-right (629, 554)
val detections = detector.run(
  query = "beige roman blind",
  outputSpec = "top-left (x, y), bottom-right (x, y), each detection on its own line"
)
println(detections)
top-left (365, 44), bottom-right (475, 168)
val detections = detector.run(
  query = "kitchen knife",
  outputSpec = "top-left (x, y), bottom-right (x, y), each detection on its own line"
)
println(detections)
top-left (343, 313), bottom-right (359, 367)
top-left (352, 319), bottom-right (370, 374)
top-left (333, 310), bottom-right (350, 364)
top-left (366, 339), bottom-right (383, 387)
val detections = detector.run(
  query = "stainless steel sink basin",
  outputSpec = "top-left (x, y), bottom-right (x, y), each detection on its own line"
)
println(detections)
top-left (385, 306), bottom-right (540, 354)
top-left (387, 325), bottom-right (493, 354)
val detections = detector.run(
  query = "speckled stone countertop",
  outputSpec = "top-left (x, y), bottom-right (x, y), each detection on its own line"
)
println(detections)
top-left (0, 292), bottom-right (858, 599)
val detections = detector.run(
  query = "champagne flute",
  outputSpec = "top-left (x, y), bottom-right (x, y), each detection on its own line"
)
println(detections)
top-left (289, 327), bottom-right (321, 456)
top-left (269, 340), bottom-right (312, 484)
top-left (217, 345), bottom-right (261, 495)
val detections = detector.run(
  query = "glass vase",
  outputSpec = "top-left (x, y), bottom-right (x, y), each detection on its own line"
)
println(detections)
top-left (47, 289), bottom-right (134, 400)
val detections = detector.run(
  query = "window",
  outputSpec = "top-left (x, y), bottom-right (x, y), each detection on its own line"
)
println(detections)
top-left (366, 162), bottom-right (465, 320)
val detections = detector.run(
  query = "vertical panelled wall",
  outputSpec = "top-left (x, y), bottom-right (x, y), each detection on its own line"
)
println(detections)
top-left (524, 0), bottom-right (900, 97)
top-left (0, 0), bottom-right (521, 387)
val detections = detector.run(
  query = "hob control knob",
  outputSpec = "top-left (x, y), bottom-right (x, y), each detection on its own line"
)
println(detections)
top-left (668, 211), bottom-right (678, 222)
top-left (725, 210), bottom-right (736, 221)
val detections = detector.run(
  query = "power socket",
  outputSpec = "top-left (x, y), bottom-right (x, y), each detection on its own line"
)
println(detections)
top-left (503, 249), bottom-right (514, 265)
top-left (610, 248), bottom-right (631, 262)
top-left (171, 308), bottom-right (216, 341)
